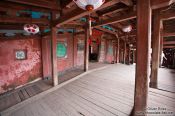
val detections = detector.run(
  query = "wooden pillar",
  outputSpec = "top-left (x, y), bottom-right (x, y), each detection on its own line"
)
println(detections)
top-left (159, 32), bottom-right (163, 67)
top-left (84, 27), bottom-right (89, 71)
top-left (116, 37), bottom-right (120, 63)
top-left (123, 41), bottom-right (126, 64)
top-left (134, 0), bottom-right (151, 115)
top-left (132, 50), bottom-right (135, 64)
top-left (51, 27), bottom-right (58, 86)
top-left (128, 47), bottom-right (131, 65)
top-left (150, 11), bottom-right (162, 88)
top-left (51, 12), bottom-right (58, 86)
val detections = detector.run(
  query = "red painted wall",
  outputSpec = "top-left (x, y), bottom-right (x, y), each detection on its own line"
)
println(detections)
top-left (42, 34), bottom-right (84, 77)
top-left (0, 38), bottom-right (42, 94)
top-left (106, 40), bottom-right (114, 63)
top-left (57, 34), bottom-right (74, 72)
top-left (99, 39), bottom-right (106, 62)
top-left (74, 34), bottom-right (85, 66)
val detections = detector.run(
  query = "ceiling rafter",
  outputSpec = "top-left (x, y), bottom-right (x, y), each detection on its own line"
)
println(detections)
top-left (151, 0), bottom-right (175, 9)
top-left (0, 16), bottom-right (50, 25)
top-left (120, 0), bottom-right (133, 6)
top-left (4, 0), bottom-right (60, 10)
top-left (53, 0), bottom-right (122, 27)
top-left (0, 1), bottom-right (58, 13)
top-left (93, 11), bottom-right (136, 27)
top-left (163, 32), bottom-right (175, 37)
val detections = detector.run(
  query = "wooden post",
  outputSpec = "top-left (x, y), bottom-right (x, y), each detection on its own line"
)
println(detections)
top-left (134, 0), bottom-right (151, 115)
top-left (150, 11), bottom-right (162, 88)
top-left (51, 12), bottom-right (58, 86)
top-left (123, 41), bottom-right (126, 64)
top-left (116, 37), bottom-right (120, 63)
top-left (128, 46), bottom-right (130, 65)
top-left (159, 30), bottom-right (164, 67)
top-left (51, 27), bottom-right (58, 86)
top-left (132, 50), bottom-right (135, 64)
top-left (84, 27), bottom-right (89, 71)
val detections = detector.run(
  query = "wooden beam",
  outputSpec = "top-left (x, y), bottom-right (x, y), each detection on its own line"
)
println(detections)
top-left (120, 0), bottom-right (133, 6)
top-left (163, 41), bottom-right (175, 44)
top-left (128, 46), bottom-right (131, 64)
top-left (51, 27), bottom-right (58, 86)
top-left (160, 10), bottom-right (175, 20)
top-left (93, 11), bottom-right (136, 27)
top-left (119, 34), bottom-right (136, 38)
top-left (151, 0), bottom-right (175, 9)
top-left (54, 0), bottom-right (121, 27)
top-left (51, 12), bottom-right (58, 86)
top-left (95, 27), bottom-right (117, 35)
top-left (134, 0), bottom-right (151, 115)
top-left (163, 45), bottom-right (175, 48)
top-left (0, 16), bottom-right (50, 25)
top-left (84, 27), bottom-right (89, 71)
top-left (116, 37), bottom-right (120, 63)
top-left (163, 32), bottom-right (175, 37)
top-left (123, 40), bottom-right (126, 64)
top-left (150, 11), bottom-right (162, 88)
top-left (0, 1), bottom-right (57, 13)
top-left (5, 0), bottom-right (59, 10)
top-left (0, 24), bottom-right (48, 30)
top-left (98, 6), bottom-right (128, 17)
top-left (0, 34), bottom-right (41, 41)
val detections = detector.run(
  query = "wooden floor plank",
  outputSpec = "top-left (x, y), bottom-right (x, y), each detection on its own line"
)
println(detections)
top-left (61, 88), bottom-right (117, 116)
top-left (64, 83), bottom-right (128, 116)
top-left (1, 64), bottom-right (175, 116)
top-left (58, 89), bottom-right (105, 116)
top-left (72, 80), bottom-right (134, 105)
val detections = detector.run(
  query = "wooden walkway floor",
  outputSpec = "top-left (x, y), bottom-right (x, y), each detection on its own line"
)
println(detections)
top-left (1, 64), bottom-right (175, 116)
top-left (158, 68), bottom-right (175, 92)
top-left (0, 62), bottom-right (108, 112)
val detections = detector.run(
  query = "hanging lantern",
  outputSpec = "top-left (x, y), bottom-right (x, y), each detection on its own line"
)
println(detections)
top-left (122, 25), bottom-right (132, 33)
top-left (73, 0), bottom-right (105, 11)
top-left (73, 0), bottom-right (105, 37)
top-left (24, 24), bottom-right (39, 34)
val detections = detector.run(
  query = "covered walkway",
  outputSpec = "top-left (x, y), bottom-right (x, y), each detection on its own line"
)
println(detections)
top-left (1, 64), bottom-right (175, 116)
top-left (0, 0), bottom-right (175, 115)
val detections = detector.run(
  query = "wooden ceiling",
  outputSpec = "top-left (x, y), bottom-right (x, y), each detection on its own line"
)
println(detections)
top-left (0, 0), bottom-right (175, 49)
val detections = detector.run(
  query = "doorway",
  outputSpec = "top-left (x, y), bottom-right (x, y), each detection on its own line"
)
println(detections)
top-left (89, 41), bottom-right (100, 62)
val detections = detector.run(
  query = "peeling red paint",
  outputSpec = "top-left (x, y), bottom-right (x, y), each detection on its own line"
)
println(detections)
top-left (0, 39), bottom-right (42, 94)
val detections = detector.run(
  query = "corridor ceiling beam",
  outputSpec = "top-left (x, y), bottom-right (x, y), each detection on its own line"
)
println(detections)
top-left (151, 0), bottom-right (175, 9)
top-left (0, 1), bottom-right (57, 13)
top-left (163, 32), bottom-right (175, 37)
top-left (53, 0), bottom-right (121, 27)
top-left (160, 10), bottom-right (175, 20)
top-left (95, 27), bottom-right (117, 35)
top-left (163, 41), bottom-right (175, 44)
top-left (163, 45), bottom-right (175, 48)
top-left (120, 0), bottom-right (133, 6)
top-left (0, 16), bottom-right (50, 25)
top-left (4, 0), bottom-right (59, 10)
top-left (93, 11), bottom-right (136, 27)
